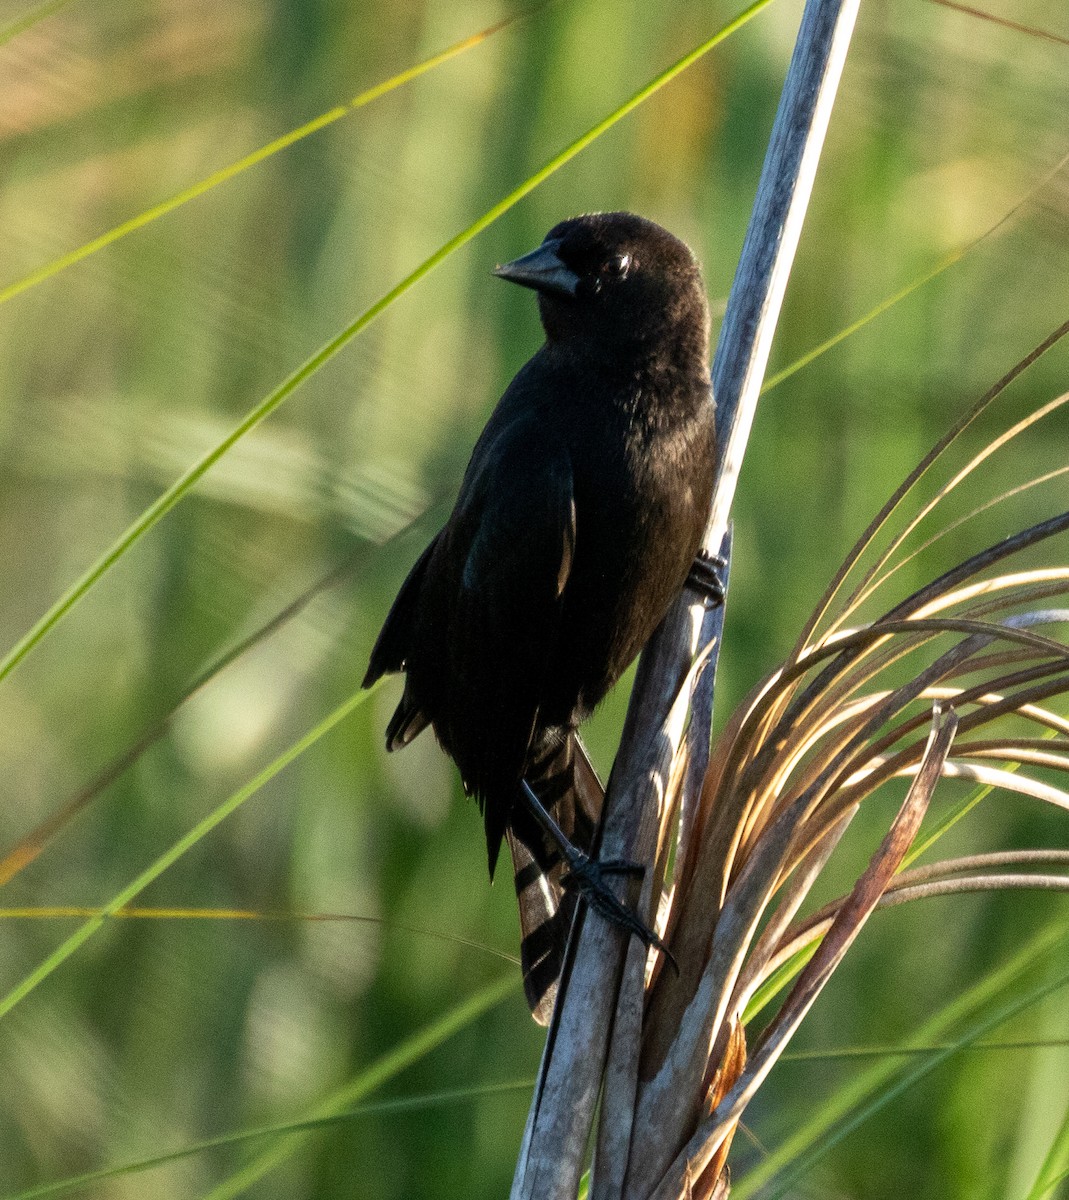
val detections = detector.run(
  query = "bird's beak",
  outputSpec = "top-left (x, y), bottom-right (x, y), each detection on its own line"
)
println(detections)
top-left (492, 239), bottom-right (580, 298)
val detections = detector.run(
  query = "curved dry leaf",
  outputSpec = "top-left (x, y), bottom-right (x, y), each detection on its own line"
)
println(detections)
top-left (829, 395), bottom-right (1069, 633)
top-left (794, 327), bottom-right (1069, 651)
top-left (847, 465), bottom-right (1069, 618)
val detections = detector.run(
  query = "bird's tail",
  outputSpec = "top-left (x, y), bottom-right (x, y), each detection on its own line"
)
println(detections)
top-left (506, 732), bottom-right (604, 1025)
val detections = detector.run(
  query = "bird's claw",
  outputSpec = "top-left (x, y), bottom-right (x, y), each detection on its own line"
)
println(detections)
top-left (561, 853), bottom-right (679, 972)
top-left (687, 550), bottom-right (726, 606)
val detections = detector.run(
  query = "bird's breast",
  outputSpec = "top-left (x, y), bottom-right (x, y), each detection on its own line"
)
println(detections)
top-left (543, 384), bottom-right (715, 722)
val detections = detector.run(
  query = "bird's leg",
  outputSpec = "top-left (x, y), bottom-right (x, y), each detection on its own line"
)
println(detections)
top-left (519, 781), bottom-right (677, 969)
top-left (686, 549), bottom-right (726, 606)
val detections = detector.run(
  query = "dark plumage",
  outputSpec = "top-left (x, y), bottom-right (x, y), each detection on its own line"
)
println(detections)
top-left (364, 212), bottom-right (716, 1021)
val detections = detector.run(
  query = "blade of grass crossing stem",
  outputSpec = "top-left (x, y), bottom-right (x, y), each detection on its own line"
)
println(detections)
top-left (762, 147), bottom-right (1069, 395)
top-left (761, 249), bottom-right (963, 393)
top-left (740, 780), bottom-right (1052, 1016)
top-left (0, 9), bottom-right (536, 305)
top-left (782, 1037), bottom-right (1069, 1062)
top-left (906, 778), bottom-right (1003, 865)
top-left (0, 0), bottom-right (773, 691)
top-left (732, 919), bottom-right (1069, 1198)
top-left (744, 944), bottom-right (819, 1021)
top-left (745, 773), bottom-right (1012, 1019)
top-left (0, 684), bottom-right (380, 1024)
top-left (201, 975), bottom-right (519, 1200)
top-left (6, 1004), bottom-right (522, 1200)
top-left (0, 908), bottom-right (517, 965)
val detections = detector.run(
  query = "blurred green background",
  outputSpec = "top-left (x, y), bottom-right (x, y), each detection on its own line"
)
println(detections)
top-left (0, 0), bottom-right (1067, 1196)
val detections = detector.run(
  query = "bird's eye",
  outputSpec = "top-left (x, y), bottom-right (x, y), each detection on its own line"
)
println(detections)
top-left (606, 253), bottom-right (631, 279)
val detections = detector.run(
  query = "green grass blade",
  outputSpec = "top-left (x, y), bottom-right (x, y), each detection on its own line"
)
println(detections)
top-left (782, 1037), bottom-right (1069, 1062)
top-left (762, 250), bottom-right (963, 393)
top-left (0, 907), bottom-right (516, 964)
top-left (759, 965), bottom-right (1069, 1199)
top-left (0, 10), bottom-right (531, 306)
top-left (0, 684), bottom-right (379, 1024)
top-left (763, 148), bottom-right (1069, 396)
top-left (732, 919), bottom-right (1069, 1198)
top-left (5, 1025), bottom-right (523, 1200)
top-left (742, 761), bottom-right (1058, 1035)
top-left (201, 976), bottom-right (521, 1200)
top-left (743, 943), bottom-right (818, 1021)
top-left (1022, 1093), bottom-right (1069, 1200)
top-left (0, 0), bottom-right (76, 47)
top-left (1027, 1163), bottom-right (1069, 1200)
top-left (0, 0), bottom-right (774, 689)
top-left (0, 506), bottom-right (442, 887)
top-left (905, 779), bottom-right (1000, 866)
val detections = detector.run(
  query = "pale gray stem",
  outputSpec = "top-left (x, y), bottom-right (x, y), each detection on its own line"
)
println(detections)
top-left (510, 1), bottom-right (862, 1196)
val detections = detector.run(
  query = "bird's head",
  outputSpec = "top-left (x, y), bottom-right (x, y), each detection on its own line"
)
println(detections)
top-left (493, 212), bottom-right (710, 366)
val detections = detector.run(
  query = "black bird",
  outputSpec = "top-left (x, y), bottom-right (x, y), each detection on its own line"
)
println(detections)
top-left (364, 212), bottom-right (717, 1022)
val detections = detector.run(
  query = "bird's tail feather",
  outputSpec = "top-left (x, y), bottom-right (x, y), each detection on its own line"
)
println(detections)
top-left (384, 686), bottom-right (429, 750)
top-left (507, 732), bottom-right (603, 1025)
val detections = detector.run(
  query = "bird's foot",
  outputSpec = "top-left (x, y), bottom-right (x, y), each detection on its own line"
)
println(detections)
top-left (561, 851), bottom-right (678, 972)
top-left (518, 780), bottom-right (678, 971)
top-left (687, 549), bottom-right (726, 606)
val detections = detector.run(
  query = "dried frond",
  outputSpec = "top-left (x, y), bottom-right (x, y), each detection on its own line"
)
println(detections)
top-left (583, 380), bottom-right (1069, 1197)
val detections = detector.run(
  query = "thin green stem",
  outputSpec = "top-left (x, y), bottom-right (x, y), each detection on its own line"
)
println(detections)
top-left (733, 920), bottom-right (1069, 1198)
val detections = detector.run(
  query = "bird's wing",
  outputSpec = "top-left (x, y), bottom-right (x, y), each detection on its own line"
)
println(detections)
top-left (441, 416), bottom-right (576, 871)
top-left (363, 534), bottom-right (440, 688)
top-left (363, 536), bottom-right (440, 750)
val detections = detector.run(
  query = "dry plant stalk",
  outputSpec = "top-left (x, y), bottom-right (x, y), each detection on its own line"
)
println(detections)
top-left (510, 0), bottom-right (1069, 1192)
top-left (512, 3), bottom-right (863, 1195)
